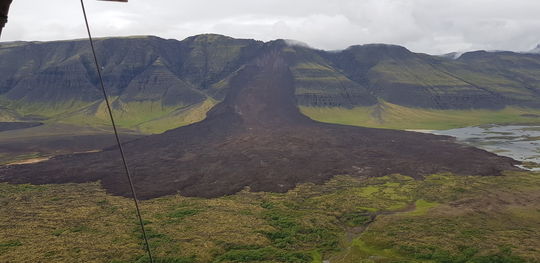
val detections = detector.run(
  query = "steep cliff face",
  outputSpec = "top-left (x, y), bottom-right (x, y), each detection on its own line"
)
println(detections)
top-left (0, 36), bottom-right (262, 132)
top-left (287, 45), bottom-right (377, 108)
top-left (324, 44), bottom-right (540, 109)
top-left (2, 35), bottom-right (540, 127)
top-left (0, 43), bottom-right (520, 199)
top-left (0, 35), bottom-right (263, 123)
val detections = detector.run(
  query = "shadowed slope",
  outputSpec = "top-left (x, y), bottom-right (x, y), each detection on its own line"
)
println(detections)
top-left (0, 44), bottom-right (519, 198)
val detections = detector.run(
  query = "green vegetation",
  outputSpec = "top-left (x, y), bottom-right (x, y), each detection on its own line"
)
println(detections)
top-left (77, 98), bottom-right (216, 134)
top-left (371, 58), bottom-right (469, 87)
top-left (0, 240), bottom-right (22, 253)
top-left (60, 98), bottom-right (215, 134)
top-left (370, 55), bottom-right (538, 103)
top-left (135, 99), bottom-right (216, 134)
top-left (404, 199), bottom-right (439, 216)
top-left (0, 96), bottom-right (216, 135)
top-left (4, 36), bottom-right (540, 136)
top-left (292, 62), bottom-right (363, 96)
top-left (1, 171), bottom-right (539, 262)
top-left (0, 97), bottom-right (98, 120)
top-left (300, 101), bottom-right (540, 130)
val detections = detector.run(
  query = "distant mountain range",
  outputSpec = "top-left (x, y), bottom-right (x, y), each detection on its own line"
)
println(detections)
top-left (1, 34), bottom-right (540, 133)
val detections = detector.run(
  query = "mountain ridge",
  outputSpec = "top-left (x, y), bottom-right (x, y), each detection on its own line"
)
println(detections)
top-left (0, 43), bottom-right (520, 198)
top-left (1, 34), bottom-right (540, 133)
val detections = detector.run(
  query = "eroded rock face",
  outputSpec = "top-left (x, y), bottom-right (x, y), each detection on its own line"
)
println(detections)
top-left (3, 35), bottom-right (540, 119)
top-left (0, 44), bottom-right (520, 199)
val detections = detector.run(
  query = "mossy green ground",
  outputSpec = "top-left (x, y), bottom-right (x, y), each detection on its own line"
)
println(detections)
top-left (1, 171), bottom-right (539, 262)
top-left (57, 98), bottom-right (216, 134)
top-left (300, 101), bottom-right (540, 130)
top-left (4, 95), bottom-right (540, 135)
top-left (0, 96), bottom-right (216, 135)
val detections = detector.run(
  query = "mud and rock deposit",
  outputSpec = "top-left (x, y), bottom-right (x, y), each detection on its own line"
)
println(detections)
top-left (0, 45), bottom-right (520, 198)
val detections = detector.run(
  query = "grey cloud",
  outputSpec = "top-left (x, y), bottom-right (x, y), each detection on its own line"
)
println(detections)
top-left (2, 0), bottom-right (539, 54)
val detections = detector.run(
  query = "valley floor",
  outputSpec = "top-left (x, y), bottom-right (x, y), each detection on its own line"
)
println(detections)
top-left (0, 123), bottom-right (143, 165)
top-left (2, 102), bottom-right (540, 262)
top-left (300, 103), bottom-right (540, 130)
top-left (1, 171), bottom-right (539, 262)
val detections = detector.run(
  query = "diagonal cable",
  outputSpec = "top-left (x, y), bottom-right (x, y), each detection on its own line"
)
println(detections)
top-left (79, 1), bottom-right (154, 262)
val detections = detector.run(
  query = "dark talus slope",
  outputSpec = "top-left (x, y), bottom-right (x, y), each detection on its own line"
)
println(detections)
top-left (0, 43), bottom-right (519, 198)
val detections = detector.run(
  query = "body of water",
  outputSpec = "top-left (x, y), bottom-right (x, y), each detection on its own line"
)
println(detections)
top-left (429, 125), bottom-right (540, 171)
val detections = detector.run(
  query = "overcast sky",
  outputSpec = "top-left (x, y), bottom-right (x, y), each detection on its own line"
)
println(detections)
top-left (2, 0), bottom-right (540, 54)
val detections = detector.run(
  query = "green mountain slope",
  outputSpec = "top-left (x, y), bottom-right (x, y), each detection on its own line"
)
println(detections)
top-left (1, 35), bottom-right (540, 133)
top-left (301, 101), bottom-right (540, 130)
top-left (325, 44), bottom-right (540, 109)
top-left (0, 35), bottom-right (262, 133)
top-left (286, 45), bottom-right (377, 108)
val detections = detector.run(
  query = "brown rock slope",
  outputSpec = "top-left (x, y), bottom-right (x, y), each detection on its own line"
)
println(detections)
top-left (0, 44), bottom-right (520, 198)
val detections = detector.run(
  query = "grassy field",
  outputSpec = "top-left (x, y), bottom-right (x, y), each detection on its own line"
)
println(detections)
top-left (300, 102), bottom-right (540, 130)
top-left (1, 171), bottom-right (539, 262)
top-left (5, 95), bottom-right (540, 135)
top-left (53, 98), bottom-right (217, 134)
top-left (0, 96), bottom-right (216, 135)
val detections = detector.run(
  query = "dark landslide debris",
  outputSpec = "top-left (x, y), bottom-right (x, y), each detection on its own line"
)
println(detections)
top-left (0, 122), bottom-right (43, 132)
top-left (0, 42), bottom-right (520, 199)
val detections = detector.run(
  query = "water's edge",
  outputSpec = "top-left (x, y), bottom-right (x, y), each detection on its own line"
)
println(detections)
top-left (426, 125), bottom-right (540, 171)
